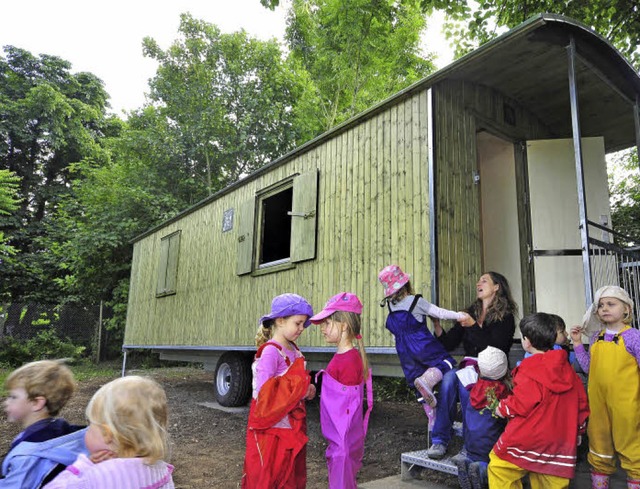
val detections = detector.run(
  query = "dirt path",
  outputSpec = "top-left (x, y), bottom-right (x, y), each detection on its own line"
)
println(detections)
top-left (0, 367), bottom-right (457, 488)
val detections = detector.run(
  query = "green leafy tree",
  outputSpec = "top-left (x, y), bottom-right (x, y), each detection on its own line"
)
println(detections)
top-left (0, 169), bottom-right (20, 276)
top-left (285, 0), bottom-right (436, 130)
top-left (0, 46), bottom-right (111, 303)
top-left (610, 151), bottom-right (640, 245)
top-left (440, 1), bottom-right (640, 67)
top-left (142, 13), bottom-right (308, 194)
top-left (48, 114), bottom-right (186, 305)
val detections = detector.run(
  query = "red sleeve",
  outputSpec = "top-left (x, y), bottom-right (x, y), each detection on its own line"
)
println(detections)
top-left (496, 374), bottom-right (542, 418)
top-left (576, 378), bottom-right (590, 434)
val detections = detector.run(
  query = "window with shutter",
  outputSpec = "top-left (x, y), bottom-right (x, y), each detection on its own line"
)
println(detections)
top-left (235, 169), bottom-right (319, 276)
top-left (156, 231), bottom-right (181, 297)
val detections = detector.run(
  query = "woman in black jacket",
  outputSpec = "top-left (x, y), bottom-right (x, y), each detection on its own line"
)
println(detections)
top-left (426, 271), bottom-right (517, 460)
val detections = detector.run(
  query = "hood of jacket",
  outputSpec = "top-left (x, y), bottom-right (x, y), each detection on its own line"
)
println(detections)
top-left (514, 348), bottom-right (574, 393)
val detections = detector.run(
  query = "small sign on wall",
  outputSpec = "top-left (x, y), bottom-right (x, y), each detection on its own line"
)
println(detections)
top-left (222, 208), bottom-right (234, 232)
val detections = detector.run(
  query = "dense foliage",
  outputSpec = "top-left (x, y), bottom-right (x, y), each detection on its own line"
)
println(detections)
top-left (0, 47), bottom-right (112, 304)
top-left (438, 0), bottom-right (640, 67)
top-left (285, 0), bottom-right (435, 130)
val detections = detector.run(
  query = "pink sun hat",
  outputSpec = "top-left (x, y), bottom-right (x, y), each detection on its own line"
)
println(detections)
top-left (378, 264), bottom-right (410, 298)
top-left (310, 292), bottom-right (363, 324)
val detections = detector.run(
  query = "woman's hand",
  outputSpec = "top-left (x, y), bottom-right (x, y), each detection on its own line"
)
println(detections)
top-left (569, 326), bottom-right (584, 346)
top-left (304, 383), bottom-right (316, 401)
top-left (89, 449), bottom-right (117, 464)
top-left (431, 317), bottom-right (443, 337)
top-left (458, 312), bottom-right (475, 327)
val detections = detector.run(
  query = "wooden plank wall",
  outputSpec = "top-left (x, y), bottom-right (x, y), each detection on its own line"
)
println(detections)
top-left (125, 90), bottom-right (434, 349)
top-left (433, 79), bottom-right (553, 314)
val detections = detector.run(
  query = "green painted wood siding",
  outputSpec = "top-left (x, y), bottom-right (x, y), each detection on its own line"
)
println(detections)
top-left (433, 80), bottom-right (552, 314)
top-left (125, 90), bottom-right (434, 349)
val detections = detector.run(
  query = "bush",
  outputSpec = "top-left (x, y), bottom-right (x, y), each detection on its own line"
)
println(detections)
top-left (0, 330), bottom-right (86, 367)
top-left (373, 376), bottom-right (417, 403)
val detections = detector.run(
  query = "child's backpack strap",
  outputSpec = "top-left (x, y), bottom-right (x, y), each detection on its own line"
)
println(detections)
top-left (255, 341), bottom-right (292, 366)
top-left (408, 294), bottom-right (422, 313)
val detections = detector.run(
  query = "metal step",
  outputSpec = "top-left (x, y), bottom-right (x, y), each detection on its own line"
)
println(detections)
top-left (400, 421), bottom-right (463, 480)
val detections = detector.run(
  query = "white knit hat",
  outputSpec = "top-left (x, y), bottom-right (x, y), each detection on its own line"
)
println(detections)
top-left (581, 285), bottom-right (634, 336)
top-left (477, 346), bottom-right (508, 380)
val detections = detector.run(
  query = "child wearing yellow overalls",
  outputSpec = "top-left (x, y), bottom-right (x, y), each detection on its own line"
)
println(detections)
top-left (571, 285), bottom-right (640, 489)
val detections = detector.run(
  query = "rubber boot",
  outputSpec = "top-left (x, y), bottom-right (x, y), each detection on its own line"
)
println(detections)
top-left (451, 453), bottom-right (472, 489)
top-left (422, 402), bottom-right (436, 430)
top-left (628, 479), bottom-right (640, 489)
top-left (591, 471), bottom-right (610, 489)
top-left (414, 367), bottom-right (443, 407)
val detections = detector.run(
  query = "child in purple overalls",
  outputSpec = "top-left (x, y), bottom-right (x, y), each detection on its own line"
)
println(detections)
top-left (378, 265), bottom-right (470, 423)
top-left (310, 292), bottom-right (373, 489)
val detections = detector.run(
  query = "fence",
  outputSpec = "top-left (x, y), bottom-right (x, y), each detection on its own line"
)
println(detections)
top-left (0, 301), bottom-right (118, 361)
top-left (587, 220), bottom-right (640, 328)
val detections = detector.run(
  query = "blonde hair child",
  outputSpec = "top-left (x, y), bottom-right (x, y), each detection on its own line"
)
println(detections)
top-left (310, 292), bottom-right (372, 489)
top-left (242, 293), bottom-right (315, 489)
top-left (570, 285), bottom-right (640, 489)
top-left (43, 376), bottom-right (174, 489)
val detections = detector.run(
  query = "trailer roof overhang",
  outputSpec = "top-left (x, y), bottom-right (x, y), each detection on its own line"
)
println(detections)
top-left (433, 13), bottom-right (640, 153)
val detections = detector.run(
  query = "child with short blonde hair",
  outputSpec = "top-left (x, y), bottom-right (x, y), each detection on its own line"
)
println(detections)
top-left (44, 376), bottom-right (174, 489)
top-left (2, 360), bottom-right (86, 488)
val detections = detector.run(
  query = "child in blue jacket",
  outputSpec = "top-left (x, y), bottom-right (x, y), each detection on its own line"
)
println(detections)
top-left (1, 360), bottom-right (87, 488)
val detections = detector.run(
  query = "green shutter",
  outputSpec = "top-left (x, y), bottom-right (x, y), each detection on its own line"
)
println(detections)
top-left (156, 237), bottom-right (170, 295)
top-left (291, 170), bottom-right (318, 263)
top-left (165, 232), bottom-right (181, 293)
top-left (237, 199), bottom-right (256, 275)
top-left (157, 231), bottom-right (181, 296)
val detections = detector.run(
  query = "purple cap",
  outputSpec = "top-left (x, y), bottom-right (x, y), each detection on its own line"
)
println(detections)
top-left (258, 293), bottom-right (314, 328)
top-left (310, 292), bottom-right (363, 324)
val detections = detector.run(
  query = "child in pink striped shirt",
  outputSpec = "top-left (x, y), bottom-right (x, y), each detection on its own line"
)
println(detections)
top-left (44, 376), bottom-right (174, 489)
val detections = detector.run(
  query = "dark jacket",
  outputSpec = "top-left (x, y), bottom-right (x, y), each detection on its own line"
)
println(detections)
top-left (437, 312), bottom-right (515, 357)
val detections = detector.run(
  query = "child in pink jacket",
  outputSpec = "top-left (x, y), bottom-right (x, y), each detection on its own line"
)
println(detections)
top-left (44, 376), bottom-right (174, 489)
top-left (311, 292), bottom-right (373, 489)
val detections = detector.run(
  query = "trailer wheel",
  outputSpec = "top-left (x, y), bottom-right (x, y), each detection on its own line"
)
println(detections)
top-left (214, 352), bottom-right (252, 407)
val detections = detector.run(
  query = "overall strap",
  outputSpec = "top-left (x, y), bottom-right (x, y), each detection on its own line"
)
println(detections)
top-left (408, 294), bottom-right (422, 313)
top-left (255, 341), bottom-right (292, 366)
top-left (596, 326), bottom-right (631, 345)
top-left (363, 369), bottom-right (374, 436)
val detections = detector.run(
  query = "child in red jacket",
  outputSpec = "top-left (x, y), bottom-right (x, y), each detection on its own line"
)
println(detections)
top-left (488, 313), bottom-right (589, 489)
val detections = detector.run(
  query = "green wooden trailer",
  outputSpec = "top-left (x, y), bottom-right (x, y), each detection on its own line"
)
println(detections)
top-left (124, 14), bottom-right (640, 409)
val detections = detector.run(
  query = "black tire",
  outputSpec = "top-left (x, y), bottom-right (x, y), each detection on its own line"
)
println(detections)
top-left (214, 352), bottom-right (252, 407)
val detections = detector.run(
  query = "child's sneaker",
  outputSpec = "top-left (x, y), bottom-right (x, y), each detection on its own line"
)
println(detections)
top-left (426, 443), bottom-right (447, 459)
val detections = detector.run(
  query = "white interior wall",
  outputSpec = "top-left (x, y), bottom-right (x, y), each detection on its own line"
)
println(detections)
top-left (477, 131), bottom-right (524, 324)
top-left (527, 137), bottom-right (611, 326)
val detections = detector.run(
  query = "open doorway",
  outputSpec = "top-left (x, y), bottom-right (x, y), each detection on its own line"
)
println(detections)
top-left (477, 131), bottom-right (524, 322)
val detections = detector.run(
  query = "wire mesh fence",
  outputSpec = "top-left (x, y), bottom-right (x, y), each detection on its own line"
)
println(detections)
top-left (587, 221), bottom-right (640, 329)
top-left (0, 302), bottom-right (119, 361)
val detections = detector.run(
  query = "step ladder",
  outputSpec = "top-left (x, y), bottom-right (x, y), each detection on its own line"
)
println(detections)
top-left (400, 422), bottom-right (462, 479)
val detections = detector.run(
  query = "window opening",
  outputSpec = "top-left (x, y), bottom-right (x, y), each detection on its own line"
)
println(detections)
top-left (259, 186), bottom-right (293, 266)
